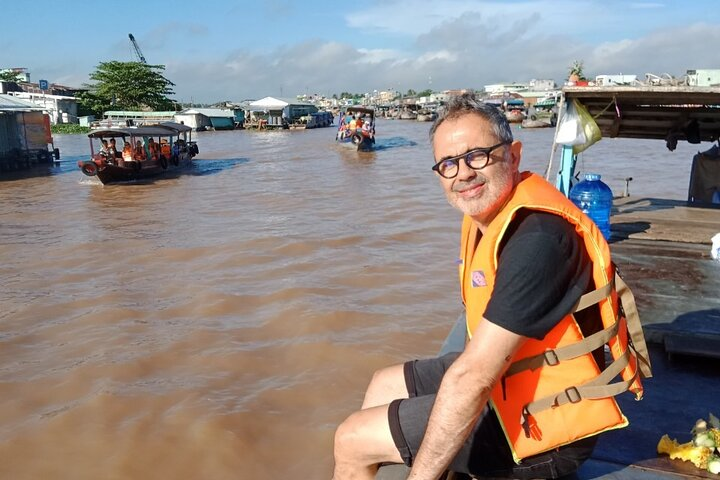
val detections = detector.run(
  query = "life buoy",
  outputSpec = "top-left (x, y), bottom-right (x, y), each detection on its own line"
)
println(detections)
top-left (171, 154), bottom-right (179, 166)
top-left (160, 156), bottom-right (168, 169)
top-left (81, 161), bottom-right (98, 176)
top-left (351, 134), bottom-right (363, 145)
top-left (530, 114), bottom-right (538, 121)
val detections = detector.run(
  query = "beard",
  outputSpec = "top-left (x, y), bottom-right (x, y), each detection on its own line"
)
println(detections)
top-left (445, 162), bottom-right (515, 219)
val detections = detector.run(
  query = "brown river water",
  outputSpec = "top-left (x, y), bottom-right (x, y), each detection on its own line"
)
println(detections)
top-left (0, 120), bottom-right (702, 479)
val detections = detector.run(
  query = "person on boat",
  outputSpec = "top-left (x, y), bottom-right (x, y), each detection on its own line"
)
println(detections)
top-left (108, 138), bottom-right (122, 163)
top-left (356, 115), bottom-right (364, 129)
top-left (99, 139), bottom-right (110, 158)
top-left (332, 93), bottom-right (648, 480)
top-left (147, 138), bottom-right (159, 161)
top-left (160, 139), bottom-right (171, 159)
top-left (348, 115), bottom-right (357, 131)
top-left (122, 141), bottom-right (133, 162)
top-left (173, 138), bottom-right (186, 156)
top-left (134, 140), bottom-right (146, 161)
top-left (361, 119), bottom-right (372, 138)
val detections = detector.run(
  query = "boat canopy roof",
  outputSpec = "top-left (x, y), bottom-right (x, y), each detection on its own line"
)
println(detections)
top-left (345, 106), bottom-right (374, 114)
top-left (344, 106), bottom-right (375, 118)
top-left (88, 122), bottom-right (191, 139)
top-left (563, 85), bottom-right (720, 142)
top-left (534, 98), bottom-right (557, 108)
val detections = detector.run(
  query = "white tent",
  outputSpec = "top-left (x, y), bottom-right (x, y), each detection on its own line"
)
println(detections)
top-left (248, 97), bottom-right (289, 110)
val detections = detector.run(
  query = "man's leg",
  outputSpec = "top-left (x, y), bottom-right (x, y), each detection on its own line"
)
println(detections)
top-left (361, 363), bottom-right (408, 409)
top-left (333, 404), bottom-right (403, 480)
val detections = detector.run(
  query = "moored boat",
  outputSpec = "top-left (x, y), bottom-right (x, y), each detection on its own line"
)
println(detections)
top-left (416, 109), bottom-right (437, 122)
top-left (505, 107), bottom-right (526, 123)
top-left (77, 122), bottom-right (198, 184)
top-left (335, 106), bottom-right (376, 151)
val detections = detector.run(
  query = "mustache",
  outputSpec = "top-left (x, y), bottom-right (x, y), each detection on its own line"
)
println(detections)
top-left (452, 175), bottom-right (487, 193)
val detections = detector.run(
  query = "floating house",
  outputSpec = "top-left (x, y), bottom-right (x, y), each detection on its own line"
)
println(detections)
top-left (174, 108), bottom-right (236, 131)
top-left (245, 97), bottom-right (319, 129)
top-left (3, 91), bottom-right (78, 125)
top-left (0, 94), bottom-right (58, 173)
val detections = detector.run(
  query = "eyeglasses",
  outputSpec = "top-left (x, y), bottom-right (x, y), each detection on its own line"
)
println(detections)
top-left (431, 141), bottom-right (510, 179)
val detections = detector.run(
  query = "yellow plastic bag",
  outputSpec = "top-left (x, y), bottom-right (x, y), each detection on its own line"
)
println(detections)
top-left (572, 99), bottom-right (602, 154)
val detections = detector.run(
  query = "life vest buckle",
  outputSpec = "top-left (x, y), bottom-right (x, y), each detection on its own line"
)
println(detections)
top-left (564, 386), bottom-right (582, 404)
top-left (520, 407), bottom-right (540, 440)
top-left (544, 349), bottom-right (560, 366)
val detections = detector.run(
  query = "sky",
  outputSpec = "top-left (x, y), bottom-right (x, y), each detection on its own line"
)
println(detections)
top-left (2, 0), bottom-right (719, 104)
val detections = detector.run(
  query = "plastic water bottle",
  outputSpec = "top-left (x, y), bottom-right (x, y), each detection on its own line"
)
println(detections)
top-left (569, 173), bottom-right (613, 240)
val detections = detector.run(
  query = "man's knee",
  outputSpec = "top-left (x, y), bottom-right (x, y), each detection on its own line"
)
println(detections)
top-left (334, 412), bottom-right (359, 458)
top-left (333, 406), bottom-right (403, 466)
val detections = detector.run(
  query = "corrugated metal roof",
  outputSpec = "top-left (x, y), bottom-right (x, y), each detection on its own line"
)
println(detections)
top-left (0, 93), bottom-right (45, 111)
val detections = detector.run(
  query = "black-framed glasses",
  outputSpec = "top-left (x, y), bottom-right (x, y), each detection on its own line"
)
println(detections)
top-left (431, 141), bottom-right (510, 179)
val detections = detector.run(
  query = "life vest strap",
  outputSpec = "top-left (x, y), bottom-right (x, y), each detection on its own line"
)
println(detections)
top-left (522, 347), bottom-right (634, 421)
top-left (615, 272), bottom-right (653, 379)
top-left (572, 279), bottom-right (613, 313)
top-left (504, 320), bottom-right (620, 379)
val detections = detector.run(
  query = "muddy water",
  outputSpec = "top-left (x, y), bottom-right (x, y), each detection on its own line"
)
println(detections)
top-left (0, 120), bottom-right (702, 479)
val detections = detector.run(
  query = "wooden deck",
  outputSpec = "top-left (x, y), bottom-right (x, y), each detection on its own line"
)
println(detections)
top-left (611, 197), bottom-right (720, 245)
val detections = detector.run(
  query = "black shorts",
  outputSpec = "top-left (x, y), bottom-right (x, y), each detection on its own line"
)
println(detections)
top-left (387, 352), bottom-right (597, 479)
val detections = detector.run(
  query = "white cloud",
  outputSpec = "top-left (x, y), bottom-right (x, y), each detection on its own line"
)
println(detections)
top-left (355, 48), bottom-right (404, 64)
top-left (417, 50), bottom-right (458, 64)
top-left (164, 21), bottom-right (720, 102)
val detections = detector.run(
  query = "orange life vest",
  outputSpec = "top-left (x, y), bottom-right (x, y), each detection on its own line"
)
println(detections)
top-left (122, 146), bottom-right (133, 162)
top-left (459, 172), bottom-right (651, 463)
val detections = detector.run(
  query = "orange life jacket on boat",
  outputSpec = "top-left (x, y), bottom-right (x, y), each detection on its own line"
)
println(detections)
top-left (161, 143), bottom-right (171, 159)
top-left (122, 145), bottom-right (133, 162)
top-left (459, 172), bottom-right (651, 463)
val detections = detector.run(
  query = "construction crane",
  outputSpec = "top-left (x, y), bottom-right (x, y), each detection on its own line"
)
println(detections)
top-left (128, 33), bottom-right (147, 64)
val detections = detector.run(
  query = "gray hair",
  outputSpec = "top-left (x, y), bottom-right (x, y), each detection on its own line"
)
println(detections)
top-left (429, 93), bottom-right (513, 145)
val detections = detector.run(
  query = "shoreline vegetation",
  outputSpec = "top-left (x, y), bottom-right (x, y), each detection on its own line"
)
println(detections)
top-left (51, 124), bottom-right (90, 134)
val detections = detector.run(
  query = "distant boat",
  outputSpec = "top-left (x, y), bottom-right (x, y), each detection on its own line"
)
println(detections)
top-left (336, 106), bottom-right (376, 151)
top-left (521, 118), bottom-right (553, 128)
top-left (77, 122), bottom-right (198, 184)
top-left (521, 98), bottom-right (559, 128)
top-left (416, 110), bottom-right (437, 122)
top-left (505, 109), bottom-right (526, 123)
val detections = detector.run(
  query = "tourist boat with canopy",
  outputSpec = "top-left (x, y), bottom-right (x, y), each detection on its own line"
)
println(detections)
top-left (335, 106), bottom-right (376, 151)
top-left (77, 122), bottom-right (199, 184)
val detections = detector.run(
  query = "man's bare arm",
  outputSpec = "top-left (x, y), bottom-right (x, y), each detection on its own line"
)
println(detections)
top-left (407, 319), bottom-right (527, 480)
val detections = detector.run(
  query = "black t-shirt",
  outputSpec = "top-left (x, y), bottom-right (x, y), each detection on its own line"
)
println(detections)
top-left (483, 210), bottom-right (604, 364)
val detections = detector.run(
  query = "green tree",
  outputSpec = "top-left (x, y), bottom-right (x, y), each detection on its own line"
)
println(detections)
top-left (417, 89), bottom-right (433, 97)
top-left (405, 89), bottom-right (417, 97)
top-left (78, 61), bottom-right (176, 117)
top-left (0, 70), bottom-right (22, 82)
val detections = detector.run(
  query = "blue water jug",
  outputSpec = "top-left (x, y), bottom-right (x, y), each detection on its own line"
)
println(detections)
top-left (569, 173), bottom-right (613, 240)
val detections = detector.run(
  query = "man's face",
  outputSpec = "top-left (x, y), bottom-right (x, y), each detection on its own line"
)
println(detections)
top-left (432, 114), bottom-right (521, 225)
